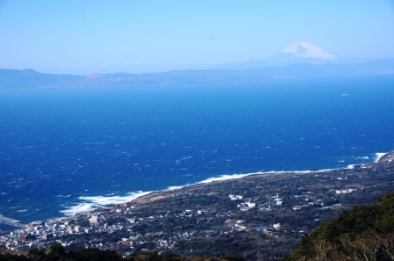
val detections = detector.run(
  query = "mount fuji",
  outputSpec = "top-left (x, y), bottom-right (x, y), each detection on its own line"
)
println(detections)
top-left (220, 40), bottom-right (342, 70)
top-left (281, 41), bottom-right (338, 60)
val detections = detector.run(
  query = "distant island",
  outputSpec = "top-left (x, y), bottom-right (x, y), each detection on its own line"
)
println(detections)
top-left (1, 152), bottom-right (394, 260)
top-left (1, 57), bottom-right (394, 90)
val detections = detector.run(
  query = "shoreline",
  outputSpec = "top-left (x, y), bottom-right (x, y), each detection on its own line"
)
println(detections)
top-left (4, 151), bottom-right (394, 258)
top-left (129, 151), bottom-right (390, 206)
top-left (50, 152), bottom-right (392, 217)
top-left (4, 152), bottom-right (390, 227)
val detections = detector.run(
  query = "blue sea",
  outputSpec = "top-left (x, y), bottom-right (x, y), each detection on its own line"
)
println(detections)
top-left (1, 76), bottom-right (394, 225)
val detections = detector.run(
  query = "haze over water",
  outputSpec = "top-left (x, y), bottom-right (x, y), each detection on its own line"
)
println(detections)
top-left (0, 76), bottom-right (393, 224)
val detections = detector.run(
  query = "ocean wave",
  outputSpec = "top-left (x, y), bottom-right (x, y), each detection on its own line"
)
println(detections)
top-left (79, 191), bottom-right (152, 205)
top-left (60, 203), bottom-right (97, 216)
top-left (197, 172), bottom-right (263, 184)
top-left (60, 191), bottom-right (152, 216)
top-left (346, 164), bottom-right (355, 169)
top-left (355, 156), bottom-right (370, 160)
top-left (166, 185), bottom-right (185, 191)
top-left (374, 152), bottom-right (388, 163)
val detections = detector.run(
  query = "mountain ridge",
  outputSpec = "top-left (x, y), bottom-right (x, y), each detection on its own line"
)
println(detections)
top-left (1, 58), bottom-right (394, 89)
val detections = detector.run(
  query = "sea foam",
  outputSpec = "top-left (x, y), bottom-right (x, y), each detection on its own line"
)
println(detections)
top-left (60, 191), bottom-right (152, 216)
top-left (60, 203), bottom-right (96, 216)
top-left (79, 191), bottom-right (152, 205)
top-left (374, 152), bottom-right (388, 163)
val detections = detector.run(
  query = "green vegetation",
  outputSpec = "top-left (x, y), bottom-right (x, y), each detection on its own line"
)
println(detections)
top-left (285, 191), bottom-right (394, 260)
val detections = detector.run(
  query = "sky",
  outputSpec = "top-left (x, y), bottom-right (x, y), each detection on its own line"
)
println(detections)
top-left (1, 1), bottom-right (394, 75)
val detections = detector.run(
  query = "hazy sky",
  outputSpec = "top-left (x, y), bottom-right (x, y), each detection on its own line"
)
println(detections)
top-left (1, 1), bottom-right (394, 75)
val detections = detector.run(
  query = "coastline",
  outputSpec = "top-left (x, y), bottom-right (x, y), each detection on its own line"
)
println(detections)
top-left (2, 152), bottom-right (389, 227)
top-left (62, 152), bottom-right (390, 217)
top-left (126, 151), bottom-right (391, 207)
top-left (4, 151), bottom-right (394, 258)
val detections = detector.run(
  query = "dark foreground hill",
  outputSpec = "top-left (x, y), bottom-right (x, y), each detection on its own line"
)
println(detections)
top-left (285, 191), bottom-right (394, 261)
top-left (0, 245), bottom-right (245, 261)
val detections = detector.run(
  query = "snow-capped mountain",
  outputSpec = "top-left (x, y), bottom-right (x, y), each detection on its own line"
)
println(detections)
top-left (219, 40), bottom-right (342, 70)
top-left (281, 41), bottom-right (338, 60)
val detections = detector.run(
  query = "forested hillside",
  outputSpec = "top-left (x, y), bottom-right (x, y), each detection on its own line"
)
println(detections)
top-left (285, 191), bottom-right (394, 260)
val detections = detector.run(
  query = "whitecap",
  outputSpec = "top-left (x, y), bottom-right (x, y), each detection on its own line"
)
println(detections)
top-left (374, 152), bottom-right (388, 163)
top-left (194, 168), bottom-right (338, 185)
top-left (198, 173), bottom-right (260, 184)
top-left (60, 191), bottom-right (153, 216)
top-left (166, 185), bottom-right (184, 191)
top-left (355, 156), bottom-right (369, 160)
top-left (60, 203), bottom-right (96, 216)
top-left (79, 191), bottom-right (152, 206)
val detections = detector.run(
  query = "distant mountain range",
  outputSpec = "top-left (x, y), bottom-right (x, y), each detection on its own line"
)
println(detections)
top-left (1, 41), bottom-right (394, 89)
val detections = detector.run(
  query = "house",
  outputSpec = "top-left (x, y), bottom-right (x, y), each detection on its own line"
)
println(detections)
top-left (273, 223), bottom-right (281, 230)
top-left (229, 194), bottom-right (243, 201)
top-left (293, 205), bottom-right (302, 211)
top-left (335, 188), bottom-right (356, 195)
top-left (88, 215), bottom-right (99, 226)
top-left (237, 202), bottom-right (256, 211)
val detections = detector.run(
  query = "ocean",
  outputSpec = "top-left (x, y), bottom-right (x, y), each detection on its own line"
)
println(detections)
top-left (1, 75), bottom-right (394, 226)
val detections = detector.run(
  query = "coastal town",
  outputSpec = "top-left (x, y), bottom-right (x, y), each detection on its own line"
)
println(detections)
top-left (2, 152), bottom-right (394, 260)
